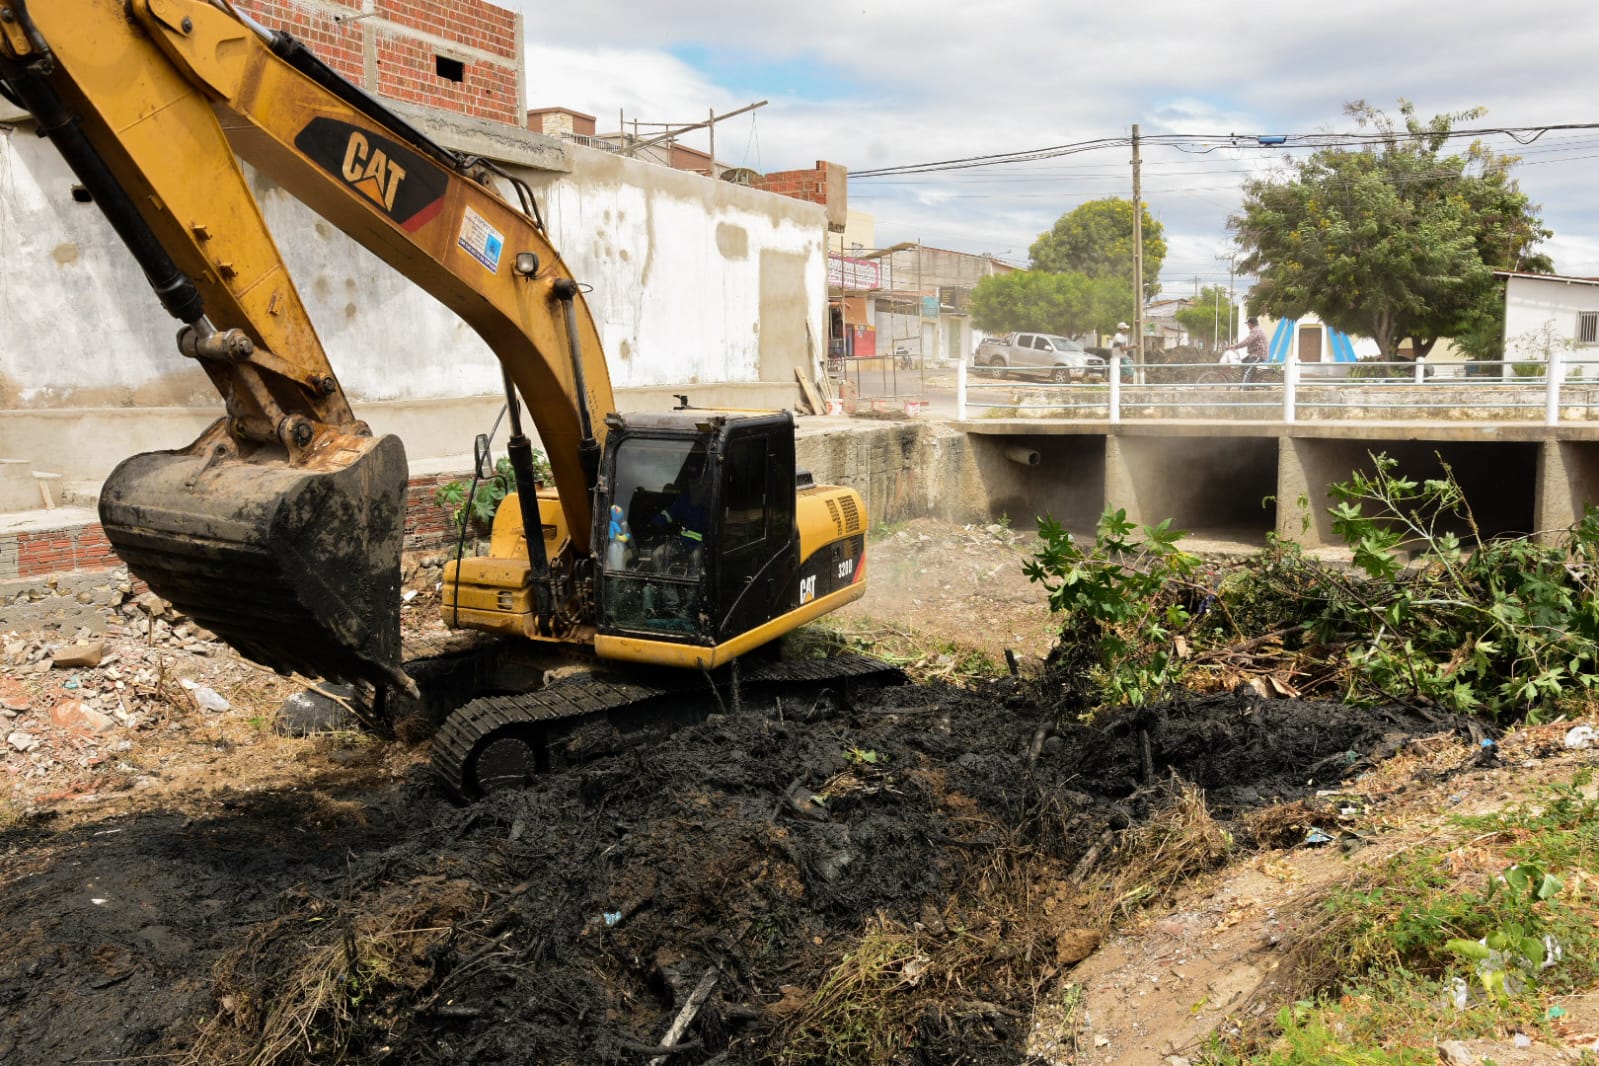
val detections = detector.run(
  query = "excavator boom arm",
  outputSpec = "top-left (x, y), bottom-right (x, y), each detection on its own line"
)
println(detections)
top-left (0, 0), bottom-right (614, 689)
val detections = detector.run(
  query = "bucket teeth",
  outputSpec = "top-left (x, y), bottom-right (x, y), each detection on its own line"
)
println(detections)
top-left (98, 424), bottom-right (413, 694)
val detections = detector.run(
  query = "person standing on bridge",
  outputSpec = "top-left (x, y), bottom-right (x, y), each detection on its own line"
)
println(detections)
top-left (1224, 317), bottom-right (1269, 384)
top-left (1111, 322), bottom-right (1134, 382)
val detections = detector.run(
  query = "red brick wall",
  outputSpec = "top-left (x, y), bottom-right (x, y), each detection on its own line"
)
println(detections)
top-left (375, 32), bottom-right (518, 126)
top-left (233, 0), bottom-right (522, 126)
top-left (238, 0), bottom-right (367, 74)
top-left (760, 160), bottom-right (847, 231)
top-left (11, 525), bottom-right (119, 578)
top-left (403, 472), bottom-right (463, 553)
top-left (1, 475), bottom-right (468, 582)
top-left (759, 162), bottom-right (834, 205)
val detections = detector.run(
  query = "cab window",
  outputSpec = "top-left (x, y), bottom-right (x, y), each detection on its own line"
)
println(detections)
top-left (721, 438), bottom-right (767, 552)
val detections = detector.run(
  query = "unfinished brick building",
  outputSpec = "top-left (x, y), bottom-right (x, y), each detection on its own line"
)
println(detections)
top-left (234, 0), bottom-right (525, 126)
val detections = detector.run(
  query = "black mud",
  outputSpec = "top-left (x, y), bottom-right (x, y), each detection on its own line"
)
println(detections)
top-left (0, 682), bottom-right (1450, 1065)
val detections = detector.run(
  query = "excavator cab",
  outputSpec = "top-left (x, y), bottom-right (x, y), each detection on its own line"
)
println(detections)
top-left (595, 412), bottom-right (800, 652)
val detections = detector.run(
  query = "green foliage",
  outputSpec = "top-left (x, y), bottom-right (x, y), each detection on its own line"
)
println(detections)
top-left (1024, 509), bottom-right (1200, 708)
top-left (1030, 454), bottom-right (1599, 722)
top-left (1029, 197), bottom-right (1167, 299)
top-left (1174, 285), bottom-right (1238, 351)
top-left (1253, 1003), bottom-right (1436, 1065)
top-left (1444, 861), bottom-right (1562, 999)
top-left (1233, 100), bottom-right (1551, 360)
top-left (434, 449), bottom-right (551, 533)
top-left (1322, 453), bottom-right (1599, 719)
top-left (969, 269), bottom-right (1130, 337)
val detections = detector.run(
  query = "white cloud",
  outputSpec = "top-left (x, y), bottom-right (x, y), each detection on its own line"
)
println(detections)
top-left (507, 0), bottom-right (1599, 282)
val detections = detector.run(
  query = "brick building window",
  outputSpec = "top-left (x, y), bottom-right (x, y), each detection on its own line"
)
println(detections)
top-left (435, 55), bottom-right (465, 82)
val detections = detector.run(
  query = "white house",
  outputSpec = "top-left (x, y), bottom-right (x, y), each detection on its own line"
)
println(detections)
top-left (1498, 271), bottom-right (1599, 373)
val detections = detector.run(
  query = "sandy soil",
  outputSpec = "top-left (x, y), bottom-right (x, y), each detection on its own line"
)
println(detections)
top-left (1, 522), bottom-right (1596, 1065)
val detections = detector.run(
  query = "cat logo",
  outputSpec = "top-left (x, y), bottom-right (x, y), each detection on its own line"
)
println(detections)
top-left (340, 131), bottom-right (406, 212)
top-left (293, 118), bottom-right (447, 232)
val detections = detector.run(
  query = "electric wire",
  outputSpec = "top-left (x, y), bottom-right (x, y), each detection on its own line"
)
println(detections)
top-left (849, 121), bottom-right (1599, 179)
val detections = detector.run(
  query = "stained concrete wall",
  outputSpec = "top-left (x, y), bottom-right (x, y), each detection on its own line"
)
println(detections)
top-left (1537, 441), bottom-right (1599, 539)
top-left (0, 106), bottom-right (826, 497)
top-left (795, 421), bottom-right (986, 528)
top-left (961, 421), bottom-right (1599, 551)
top-left (967, 435), bottom-right (1106, 531)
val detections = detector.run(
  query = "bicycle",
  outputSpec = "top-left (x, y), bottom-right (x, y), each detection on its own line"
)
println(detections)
top-left (1195, 356), bottom-right (1280, 387)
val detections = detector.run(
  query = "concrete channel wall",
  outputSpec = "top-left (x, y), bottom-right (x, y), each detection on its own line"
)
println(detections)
top-left (8, 416), bottom-right (1599, 594)
top-left (967, 420), bottom-right (1599, 548)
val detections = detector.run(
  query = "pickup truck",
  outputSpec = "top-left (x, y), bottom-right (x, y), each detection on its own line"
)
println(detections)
top-left (973, 332), bottom-right (1106, 382)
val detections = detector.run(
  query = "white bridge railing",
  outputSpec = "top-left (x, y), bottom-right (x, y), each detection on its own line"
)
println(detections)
top-left (954, 353), bottom-right (1599, 426)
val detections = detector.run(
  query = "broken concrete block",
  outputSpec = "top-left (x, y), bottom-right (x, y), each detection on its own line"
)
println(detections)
top-left (51, 643), bottom-right (105, 669)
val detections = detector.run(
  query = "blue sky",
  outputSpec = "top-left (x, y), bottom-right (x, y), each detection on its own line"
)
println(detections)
top-left (511, 0), bottom-right (1599, 296)
top-left (663, 45), bottom-right (857, 103)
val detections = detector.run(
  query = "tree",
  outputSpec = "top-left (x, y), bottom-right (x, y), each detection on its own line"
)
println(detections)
top-left (1232, 100), bottom-right (1551, 360)
top-left (1174, 285), bottom-right (1237, 350)
top-left (1029, 198), bottom-right (1167, 299)
top-left (970, 271), bottom-right (1131, 338)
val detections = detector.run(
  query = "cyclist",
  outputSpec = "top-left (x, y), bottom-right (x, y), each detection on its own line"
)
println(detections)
top-left (1223, 317), bottom-right (1269, 383)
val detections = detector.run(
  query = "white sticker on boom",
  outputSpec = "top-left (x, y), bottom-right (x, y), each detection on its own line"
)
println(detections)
top-left (457, 206), bottom-right (504, 273)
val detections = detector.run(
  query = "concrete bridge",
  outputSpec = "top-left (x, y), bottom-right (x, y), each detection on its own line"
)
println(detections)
top-left (948, 356), bottom-right (1599, 548)
top-left (8, 356), bottom-right (1599, 591)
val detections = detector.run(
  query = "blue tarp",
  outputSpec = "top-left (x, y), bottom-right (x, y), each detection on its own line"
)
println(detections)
top-left (1265, 319), bottom-right (1358, 363)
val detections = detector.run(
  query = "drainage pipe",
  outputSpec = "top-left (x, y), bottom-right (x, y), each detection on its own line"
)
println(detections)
top-left (1004, 446), bottom-right (1040, 467)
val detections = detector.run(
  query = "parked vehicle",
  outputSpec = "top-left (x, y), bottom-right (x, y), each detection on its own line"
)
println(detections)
top-left (973, 333), bottom-right (1105, 383)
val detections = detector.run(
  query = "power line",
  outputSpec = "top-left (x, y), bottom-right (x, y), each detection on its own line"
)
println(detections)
top-left (848, 122), bottom-right (1599, 180)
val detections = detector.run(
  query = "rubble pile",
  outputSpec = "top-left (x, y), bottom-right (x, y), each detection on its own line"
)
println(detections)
top-left (1, 559), bottom-right (454, 809)
top-left (2, 570), bottom-right (233, 803)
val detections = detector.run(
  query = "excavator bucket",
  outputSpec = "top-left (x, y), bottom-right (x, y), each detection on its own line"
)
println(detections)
top-left (98, 422), bottom-right (415, 695)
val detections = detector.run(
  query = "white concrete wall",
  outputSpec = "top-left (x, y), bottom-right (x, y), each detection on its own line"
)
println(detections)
top-left (0, 110), bottom-right (827, 494)
top-left (1504, 275), bottom-right (1599, 369)
top-left (529, 147), bottom-right (826, 387)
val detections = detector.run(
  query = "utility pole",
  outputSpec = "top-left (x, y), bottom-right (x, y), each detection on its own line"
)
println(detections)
top-left (1216, 252), bottom-right (1237, 342)
top-left (1131, 124), bottom-right (1144, 377)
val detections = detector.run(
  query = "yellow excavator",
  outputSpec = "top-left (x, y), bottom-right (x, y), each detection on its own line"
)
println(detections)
top-left (0, 0), bottom-right (879, 797)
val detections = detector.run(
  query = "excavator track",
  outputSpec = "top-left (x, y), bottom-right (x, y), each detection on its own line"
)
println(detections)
top-left (431, 655), bottom-right (904, 801)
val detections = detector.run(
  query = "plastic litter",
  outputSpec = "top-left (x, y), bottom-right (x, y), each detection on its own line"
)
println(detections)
top-left (1564, 724), bottom-right (1596, 750)
top-left (190, 685), bottom-right (231, 713)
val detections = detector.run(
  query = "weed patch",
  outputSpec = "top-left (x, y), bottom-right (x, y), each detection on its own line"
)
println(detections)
top-left (1208, 772), bottom-right (1599, 1064)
